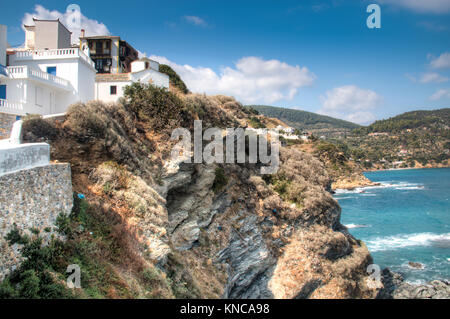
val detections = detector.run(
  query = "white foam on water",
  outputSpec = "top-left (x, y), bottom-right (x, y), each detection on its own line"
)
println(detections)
top-left (345, 223), bottom-right (371, 229)
top-left (334, 181), bottom-right (424, 194)
top-left (367, 232), bottom-right (450, 252)
top-left (395, 186), bottom-right (425, 190)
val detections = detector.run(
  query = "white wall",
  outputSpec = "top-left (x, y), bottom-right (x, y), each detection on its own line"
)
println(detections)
top-left (131, 69), bottom-right (169, 89)
top-left (8, 53), bottom-right (96, 114)
top-left (1, 78), bottom-right (60, 115)
top-left (131, 60), bottom-right (160, 73)
top-left (0, 25), bottom-right (6, 66)
top-left (95, 81), bottom-right (129, 103)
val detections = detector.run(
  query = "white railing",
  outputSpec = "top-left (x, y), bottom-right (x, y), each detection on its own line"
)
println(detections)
top-left (0, 99), bottom-right (24, 113)
top-left (12, 48), bottom-right (95, 68)
top-left (7, 66), bottom-right (70, 89)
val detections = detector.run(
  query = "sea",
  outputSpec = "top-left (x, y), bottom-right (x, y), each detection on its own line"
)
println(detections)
top-left (335, 168), bottom-right (450, 283)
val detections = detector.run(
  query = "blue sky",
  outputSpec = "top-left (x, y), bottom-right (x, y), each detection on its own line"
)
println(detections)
top-left (3, 0), bottom-right (450, 124)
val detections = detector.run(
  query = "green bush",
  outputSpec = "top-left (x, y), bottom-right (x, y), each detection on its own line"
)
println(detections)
top-left (123, 82), bottom-right (188, 130)
top-left (159, 64), bottom-right (189, 94)
top-left (212, 167), bottom-right (228, 193)
top-left (0, 225), bottom-right (73, 299)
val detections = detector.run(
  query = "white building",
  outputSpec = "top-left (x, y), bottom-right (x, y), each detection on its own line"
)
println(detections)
top-left (1, 19), bottom-right (169, 117)
top-left (95, 57), bottom-right (169, 102)
top-left (0, 20), bottom-right (96, 116)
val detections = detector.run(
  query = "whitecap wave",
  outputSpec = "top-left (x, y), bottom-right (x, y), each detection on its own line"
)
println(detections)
top-left (334, 181), bottom-right (424, 194)
top-left (395, 186), bottom-right (425, 190)
top-left (367, 232), bottom-right (450, 252)
top-left (345, 223), bottom-right (370, 229)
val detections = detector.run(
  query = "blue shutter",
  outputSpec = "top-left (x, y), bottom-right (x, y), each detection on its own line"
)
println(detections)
top-left (47, 66), bottom-right (57, 76)
top-left (0, 85), bottom-right (6, 99)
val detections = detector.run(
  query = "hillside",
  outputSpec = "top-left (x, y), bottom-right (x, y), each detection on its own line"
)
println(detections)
top-left (0, 83), bottom-right (377, 299)
top-left (338, 108), bottom-right (450, 170)
top-left (354, 108), bottom-right (450, 134)
top-left (247, 105), bottom-right (360, 137)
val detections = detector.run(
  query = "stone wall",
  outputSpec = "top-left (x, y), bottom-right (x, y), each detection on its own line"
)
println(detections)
top-left (0, 143), bottom-right (50, 176)
top-left (0, 113), bottom-right (17, 140)
top-left (0, 163), bottom-right (73, 280)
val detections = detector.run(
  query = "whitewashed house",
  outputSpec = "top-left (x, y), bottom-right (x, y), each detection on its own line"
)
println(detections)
top-left (95, 57), bottom-right (169, 102)
top-left (1, 19), bottom-right (169, 118)
top-left (0, 20), bottom-right (96, 116)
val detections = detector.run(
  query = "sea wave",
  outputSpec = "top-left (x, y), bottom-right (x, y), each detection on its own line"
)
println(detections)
top-left (367, 232), bottom-right (450, 252)
top-left (334, 181), bottom-right (424, 194)
top-left (345, 223), bottom-right (371, 229)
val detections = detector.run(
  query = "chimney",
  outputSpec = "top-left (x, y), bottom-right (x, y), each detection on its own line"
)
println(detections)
top-left (81, 29), bottom-right (85, 38)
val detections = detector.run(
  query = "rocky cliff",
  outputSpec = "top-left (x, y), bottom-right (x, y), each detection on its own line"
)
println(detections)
top-left (15, 88), bottom-right (377, 299)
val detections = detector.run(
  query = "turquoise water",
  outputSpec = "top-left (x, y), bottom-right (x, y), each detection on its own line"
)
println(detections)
top-left (335, 168), bottom-right (450, 283)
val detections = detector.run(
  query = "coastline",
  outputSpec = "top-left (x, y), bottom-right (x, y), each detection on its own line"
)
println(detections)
top-left (333, 165), bottom-right (450, 191)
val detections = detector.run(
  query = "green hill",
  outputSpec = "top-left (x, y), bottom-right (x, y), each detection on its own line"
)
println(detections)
top-left (246, 105), bottom-right (360, 137)
top-left (354, 108), bottom-right (450, 134)
top-left (339, 108), bottom-right (450, 169)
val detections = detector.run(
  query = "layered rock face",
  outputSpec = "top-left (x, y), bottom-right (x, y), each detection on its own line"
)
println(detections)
top-left (157, 148), bottom-right (376, 299)
top-left (20, 97), bottom-right (378, 298)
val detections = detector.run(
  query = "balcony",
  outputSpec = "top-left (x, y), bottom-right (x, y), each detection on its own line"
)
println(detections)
top-left (7, 66), bottom-right (70, 91)
top-left (11, 48), bottom-right (95, 69)
top-left (0, 99), bottom-right (24, 115)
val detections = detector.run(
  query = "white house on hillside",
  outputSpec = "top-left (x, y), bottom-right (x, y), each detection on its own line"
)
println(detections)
top-left (95, 57), bottom-right (169, 102)
top-left (0, 19), bottom-right (96, 116)
top-left (0, 19), bottom-right (169, 117)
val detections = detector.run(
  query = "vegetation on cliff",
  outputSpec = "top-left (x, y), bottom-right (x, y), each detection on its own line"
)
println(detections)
top-left (159, 64), bottom-right (190, 94)
top-left (9, 83), bottom-right (376, 299)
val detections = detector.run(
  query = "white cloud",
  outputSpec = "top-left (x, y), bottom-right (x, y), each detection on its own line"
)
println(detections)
top-left (150, 55), bottom-right (316, 104)
top-left (428, 52), bottom-right (450, 69)
top-left (378, 0), bottom-right (450, 14)
top-left (22, 5), bottom-right (110, 44)
top-left (430, 88), bottom-right (450, 100)
top-left (317, 85), bottom-right (383, 124)
top-left (411, 72), bottom-right (449, 83)
top-left (184, 16), bottom-right (207, 27)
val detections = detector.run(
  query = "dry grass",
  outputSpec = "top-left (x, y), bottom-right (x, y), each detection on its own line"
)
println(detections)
top-left (268, 225), bottom-right (375, 299)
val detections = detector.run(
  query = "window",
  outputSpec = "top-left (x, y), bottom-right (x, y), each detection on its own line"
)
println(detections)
top-left (46, 66), bottom-right (56, 76)
top-left (96, 41), bottom-right (102, 54)
top-left (0, 85), bottom-right (6, 99)
top-left (110, 85), bottom-right (117, 95)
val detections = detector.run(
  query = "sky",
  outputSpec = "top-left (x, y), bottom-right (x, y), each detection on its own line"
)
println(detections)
top-left (2, 0), bottom-right (450, 125)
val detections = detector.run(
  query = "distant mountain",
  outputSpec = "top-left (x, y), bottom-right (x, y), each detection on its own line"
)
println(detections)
top-left (354, 108), bottom-right (450, 134)
top-left (246, 105), bottom-right (360, 137)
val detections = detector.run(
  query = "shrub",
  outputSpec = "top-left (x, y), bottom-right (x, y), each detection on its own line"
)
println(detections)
top-left (0, 225), bottom-right (73, 299)
top-left (212, 167), bottom-right (228, 193)
top-left (159, 64), bottom-right (189, 94)
top-left (21, 116), bottom-right (58, 142)
top-left (123, 82), bottom-right (188, 130)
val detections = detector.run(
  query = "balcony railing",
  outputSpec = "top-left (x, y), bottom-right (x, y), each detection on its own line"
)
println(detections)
top-left (0, 99), bottom-right (24, 114)
top-left (12, 48), bottom-right (95, 69)
top-left (7, 66), bottom-right (70, 90)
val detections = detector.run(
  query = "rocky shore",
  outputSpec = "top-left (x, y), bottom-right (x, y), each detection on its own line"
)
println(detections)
top-left (378, 268), bottom-right (450, 299)
top-left (331, 173), bottom-right (380, 191)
